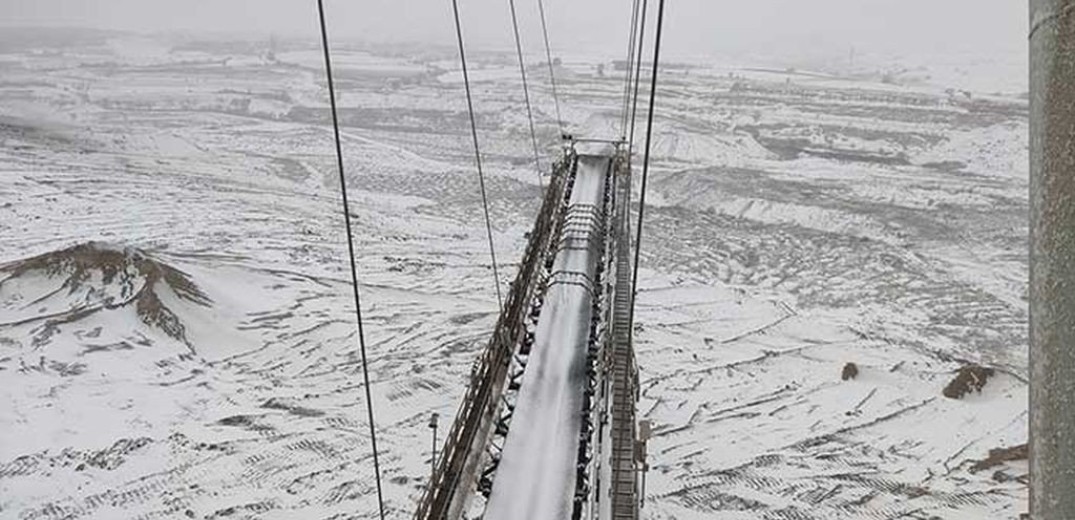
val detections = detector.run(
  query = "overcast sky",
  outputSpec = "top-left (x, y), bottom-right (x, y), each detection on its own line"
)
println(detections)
top-left (1, 0), bottom-right (1027, 60)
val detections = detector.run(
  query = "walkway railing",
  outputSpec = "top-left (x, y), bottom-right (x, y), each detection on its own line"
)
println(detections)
top-left (606, 153), bottom-right (640, 520)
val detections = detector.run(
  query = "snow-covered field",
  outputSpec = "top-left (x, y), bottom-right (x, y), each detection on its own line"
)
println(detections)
top-left (0, 29), bottom-right (1028, 519)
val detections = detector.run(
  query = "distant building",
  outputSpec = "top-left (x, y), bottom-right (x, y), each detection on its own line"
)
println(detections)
top-left (612, 60), bottom-right (689, 72)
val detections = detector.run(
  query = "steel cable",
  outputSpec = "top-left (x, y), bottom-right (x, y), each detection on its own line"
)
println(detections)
top-left (619, 0), bottom-right (643, 139)
top-left (536, 0), bottom-right (565, 137)
top-left (451, 0), bottom-right (505, 309)
top-left (314, 1), bottom-right (386, 518)
top-left (628, 0), bottom-right (666, 346)
top-left (508, 0), bottom-right (546, 188)
top-left (628, 0), bottom-right (651, 157)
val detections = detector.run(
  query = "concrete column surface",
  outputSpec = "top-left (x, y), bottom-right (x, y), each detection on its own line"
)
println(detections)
top-left (1030, 0), bottom-right (1075, 517)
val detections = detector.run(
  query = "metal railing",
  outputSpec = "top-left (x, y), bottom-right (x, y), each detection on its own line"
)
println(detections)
top-left (607, 151), bottom-right (640, 520)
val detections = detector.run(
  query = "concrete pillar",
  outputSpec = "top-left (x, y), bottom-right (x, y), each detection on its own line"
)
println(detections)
top-left (1030, 0), bottom-right (1075, 517)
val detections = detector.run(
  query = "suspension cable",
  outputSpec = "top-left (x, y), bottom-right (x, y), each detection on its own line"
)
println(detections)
top-left (619, 0), bottom-right (643, 139)
top-left (314, 1), bottom-right (385, 518)
top-left (628, 0), bottom-right (666, 345)
top-left (507, 0), bottom-right (545, 188)
top-left (536, 0), bottom-right (564, 137)
top-left (451, 0), bottom-right (504, 309)
top-left (628, 0), bottom-right (651, 157)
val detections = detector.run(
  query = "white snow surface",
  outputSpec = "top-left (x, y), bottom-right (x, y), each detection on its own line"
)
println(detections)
top-left (0, 31), bottom-right (1028, 520)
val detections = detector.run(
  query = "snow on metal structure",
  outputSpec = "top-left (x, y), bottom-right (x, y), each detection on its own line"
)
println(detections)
top-left (413, 152), bottom-right (575, 520)
top-left (484, 155), bottom-right (611, 520)
top-left (414, 145), bottom-right (640, 520)
top-left (414, 146), bottom-right (643, 520)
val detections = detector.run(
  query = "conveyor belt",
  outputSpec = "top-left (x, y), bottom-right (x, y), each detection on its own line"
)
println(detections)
top-left (484, 155), bottom-right (611, 520)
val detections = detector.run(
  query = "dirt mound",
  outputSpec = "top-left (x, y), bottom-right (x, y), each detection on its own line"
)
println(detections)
top-left (0, 242), bottom-right (210, 342)
top-left (970, 443), bottom-right (1027, 473)
top-left (841, 362), bottom-right (859, 381)
top-left (942, 365), bottom-right (995, 399)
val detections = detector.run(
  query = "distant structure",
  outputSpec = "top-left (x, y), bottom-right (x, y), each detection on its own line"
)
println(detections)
top-left (265, 34), bottom-right (278, 63)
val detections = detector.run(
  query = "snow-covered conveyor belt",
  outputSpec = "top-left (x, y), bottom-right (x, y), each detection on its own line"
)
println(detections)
top-left (484, 155), bottom-right (611, 520)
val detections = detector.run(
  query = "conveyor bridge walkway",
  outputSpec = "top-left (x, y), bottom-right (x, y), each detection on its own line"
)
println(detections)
top-left (414, 146), bottom-right (644, 520)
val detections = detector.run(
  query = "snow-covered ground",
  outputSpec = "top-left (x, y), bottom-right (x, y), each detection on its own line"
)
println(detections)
top-left (0, 30), bottom-right (1028, 519)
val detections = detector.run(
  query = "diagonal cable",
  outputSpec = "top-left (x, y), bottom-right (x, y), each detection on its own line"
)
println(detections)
top-left (628, 0), bottom-right (666, 347)
top-left (628, 0), bottom-right (651, 157)
top-left (314, 1), bottom-right (386, 518)
top-left (536, 0), bottom-right (564, 137)
top-left (619, 0), bottom-right (643, 139)
top-left (508, 0), bottom-right (545, 188)
top-left (451, 0), bottom-right (504, 309)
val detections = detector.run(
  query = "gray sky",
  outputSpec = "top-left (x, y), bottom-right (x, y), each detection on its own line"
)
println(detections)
top-left (0, 0), bottom-right (1027, 59)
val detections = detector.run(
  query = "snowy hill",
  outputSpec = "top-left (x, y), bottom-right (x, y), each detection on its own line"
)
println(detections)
top-left (1, 242), bottom-right (211, 349)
